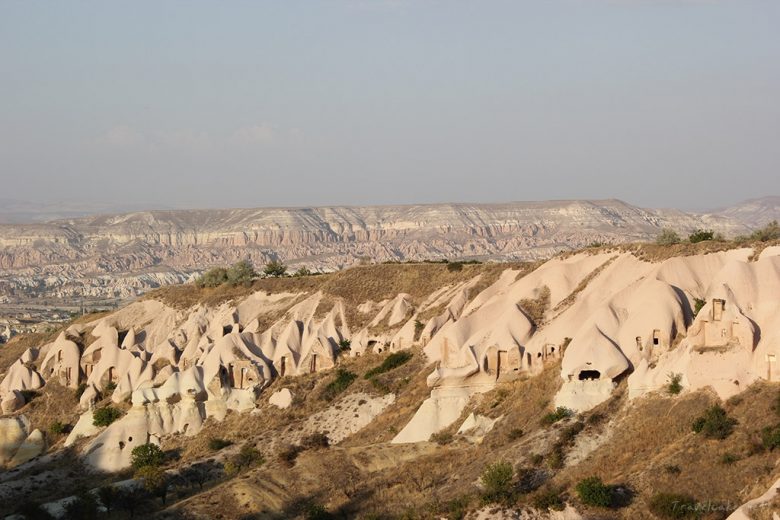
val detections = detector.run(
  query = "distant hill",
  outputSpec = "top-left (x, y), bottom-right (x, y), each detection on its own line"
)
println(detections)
top-left (0, 198), bottom-right (767, 301)
top-left (703, 196), bottom-right (780, 227)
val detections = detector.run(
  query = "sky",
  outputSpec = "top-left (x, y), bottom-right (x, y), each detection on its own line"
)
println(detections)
top-left (0, 0), bottom-right (778, 212)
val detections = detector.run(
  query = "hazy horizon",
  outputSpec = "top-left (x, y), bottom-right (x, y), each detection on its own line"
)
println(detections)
top-left (1, 1), bottom-right (778, 212)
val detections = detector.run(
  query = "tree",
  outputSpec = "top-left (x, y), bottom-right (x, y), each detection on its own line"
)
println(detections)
top-left (688, 229), bottom-right (714, 243)
top-left (226, 260), bottom-right (257, 285)
top-left (182, 462), bottom-right (213, 490)
top-left (480, 461), bottom-right (514, 503)
top-left (136, 465), bottom-right (170, 505)
top-left (131, 443), bottom-right (165, 469)
top-left (196, 267), bottom-right (229, 288)
top-left (294, 266), bottom-right (312, 277)
top-left (691, 405), bottom-right (737, 439)
top-left (62, 492), bottom-right (99, 520)
top-left (656, 229), bottom-right (681, 245)
top-left (92, 406), bottom-right (122, 427)
top-left (264, 260), bottom-right (287, 277)
top-left (751, 220), bottom-right (780, 242)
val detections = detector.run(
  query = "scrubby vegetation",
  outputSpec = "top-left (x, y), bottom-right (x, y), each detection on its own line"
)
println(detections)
top-left (667, 373), bottom-right (683, 395)
top-left (364, 351), bottom-right (413, 379)
top-left (92, 406), bottom-right (123, 427)
top-left (691, 404), bottom-right (737, 439)
top-left (575, 476), bottom-right (612, 507)
top-left (519, 285), bottom-right (551, 326)
top-left (479, 461), bottom-right (514, 504)
top-left (196, 260), bottom-right (258, 287)
top-left (648, 492), bottom-right (698, 519)
top-left (320, 368), bottom-right (357, 401)
top-left (541, 406), bottom-right (573, 425)
top-left (656, 229), bottom-right (681, 245)
top-left (131, 443), bottom-right (165, 469)
top-left (207, 437), bottom-right (233, 451)
top-left (263, 259), bottom-right (287, 277)
top-left (688, 229), bottom-right (715, 243)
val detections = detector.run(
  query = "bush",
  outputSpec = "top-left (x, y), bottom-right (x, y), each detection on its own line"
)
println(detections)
top-left (92, 406), bottom-right (123, 427)
top-left (337, 338), bottom-right (351, 352)
top-left (279, 444), bottom-right (303, 467)
top-left (49, 421), bottom-right (69, 435)
top-left (691, 405), bottom-right (737, 439)
top-left (321, 369), bottom-right (357, 401)
top-left (263, 260), bottom-right (287, 277)
top-left (648, 492), bottom-right (698, 519)
top-left (430, 431), bottom-right (454, 445)
top-left (196, 267), bottom-right (229, 288)
top-left (719, 452), bottom-right (739, 465)
top-left (761, 424), bottom-right (780, 451)
top-left (131, 443), bottom-right (165, 469)
top-left (546, 447), bottom-right (564, 470)
top-left (294, 266), bottom-right (312, 277)
top-left (414, 319), bottom-right (424, 340)
top-left (480, 461), bottom-right (514, 503)
top-left (508, 428), bottom-right (524, 441)
top-left (750, 220), bottom-right (780, 242)
top-left (232, 443), bottom-right (265, 471)
top-left (208, 437), bottom-right (233, 451)
top-left (447, 261), bottom-right (463, 272)
top-left (226, 259), bottom-right (257, 285)
top-left (519, 285), bottom-right (551, 326)
top-left (103, 381), bottom-right (117, 394)
top-left (560, 421), bottom-right (585, 445)
top-left (533, 486), bottom-right (565, 511)
top-left (541, 407), bottom-right (573, 426)
top-left (364, 351), bottom-right (413, 379)
top-left (688, 229), bottom-right (714, 243)
top-left (656, 229), bottom-right (681, 245)
top-left (692, 298), bottom-right (706, 318)
top-left (667, 373), bottom-right (683, 395)
top-left (136, 465), bottom-right (169, 505)
top-left (575, 477), bottom-right (612, 508)
top-left (300, 433), bottom-right (330, 450)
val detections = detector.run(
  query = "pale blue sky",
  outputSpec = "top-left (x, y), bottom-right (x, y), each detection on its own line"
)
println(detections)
top-left (0, 0), bottom-right (778, 211)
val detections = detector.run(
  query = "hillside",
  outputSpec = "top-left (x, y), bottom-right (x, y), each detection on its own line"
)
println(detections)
top-left (0, 199), bottom-right (751, 302)
top-left (1, 241), bottom-right (780, 519)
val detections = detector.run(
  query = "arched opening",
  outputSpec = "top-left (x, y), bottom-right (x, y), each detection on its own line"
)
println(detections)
top-left (578, 370), bottom-right (601, 381)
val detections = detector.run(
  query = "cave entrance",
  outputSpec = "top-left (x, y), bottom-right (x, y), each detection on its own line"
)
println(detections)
top-left (578, 370), bottom-right (601, 381)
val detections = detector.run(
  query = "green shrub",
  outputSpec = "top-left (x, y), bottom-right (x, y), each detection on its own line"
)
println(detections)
top-left (656, 229), bottom-right (681, 245)
top-left (304, 503), bottom-right (334, 520)
top-left (480, 461), bottom-right (514, 504)
top-left (103, 381), bottom-right (117, 394)
top-left (530, 453), bottom-right (544, 466)
top-left (691, 405), bottom-right (737, 439)
top-left (541, 407), bottom-right (573, 426)
top-left (667, 373), bottom-right (683, 395)
top-left (750, 220), bottom-right (780, 242)
top-left (648, 492), bottom-right (698, 519)
top-left (97, 485), bottom-right (118, 515)
top-left (92, 406), bottom-right (123, 427)
top-left (692, 298), bottom-right (706, 318)
top-left (560, 421), bottom-right (585, 445)
top-left (62, 491), bottom-right (99, 520)
top-left (196, 267), bottom-right (229, 288)
top-left (49, 421), bottom-right (69, 435)
top-left (131, 443), bottom-right (165, 469)
top-left (761, 424), bottom-right (780, 451)
top-left (293, 266), bottom-right (312, 277)
top-left (575, 477), bottom-right (612, 508)
top-left (226, 259), bottom-right (257, 285)
top-left (688, 229), bottom-right (714, 243)
top-left (546, 447), bottom-right (564, 470)
top-left (364, 351), bottom-right (413, 379)
top-left (208, 437), bottom-right (233, 451)
top-left (414, 319), bottom-right (424, 340)
top-left (232, 443), bottom-right (265, 471)
top-left (719, 452), bottom-right (739, 465)
top-left (321, 369), bottom-right (357, 401)
top-left (263, 260), bottom-right (287, 278)
top-left (337, 338), bottom-right (351, 352)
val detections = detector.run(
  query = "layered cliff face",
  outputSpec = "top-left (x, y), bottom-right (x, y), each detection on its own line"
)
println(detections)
top-left (0, 200), bottom-right (750, 300)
